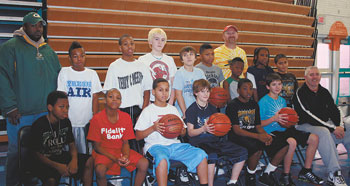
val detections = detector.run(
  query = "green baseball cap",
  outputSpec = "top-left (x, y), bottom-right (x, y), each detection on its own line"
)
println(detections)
top-left (23, 12), bottom-right (46, 26)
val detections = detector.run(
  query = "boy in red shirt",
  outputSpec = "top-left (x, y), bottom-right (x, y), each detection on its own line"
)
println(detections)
top-left (87, 88), bottom-right (148, 186)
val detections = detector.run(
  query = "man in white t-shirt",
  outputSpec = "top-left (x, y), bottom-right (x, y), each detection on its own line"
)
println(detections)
top-left (139, 28), bottom-right (177, 104)
top-left (57, 41), bottom-right (103, 153)
top-left (104, 34), bottom-right (152, 124)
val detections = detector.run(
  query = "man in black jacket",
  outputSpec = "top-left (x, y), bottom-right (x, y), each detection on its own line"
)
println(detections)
top-left (292, 66), bottom-right (349, 186)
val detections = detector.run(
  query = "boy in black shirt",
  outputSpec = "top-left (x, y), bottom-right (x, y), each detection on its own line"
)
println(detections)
top-left (274, 54), bottom-right (298, 107)
top-left (226, 79), bottom-right (288, 186)
top-left (30, 91), bottom-right (93, 186)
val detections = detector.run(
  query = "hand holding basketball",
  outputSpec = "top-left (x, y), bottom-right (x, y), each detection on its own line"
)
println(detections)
top-left (153, 119), bottom-right (165, 134)
top-left (208, 113), bottom-right (232, 136)
top-left (278, 107), bottom-right (299, 128)
top-left (203, 120), bottom-right (215, 134)
top-left (159, 114), bottom-right (184, 138)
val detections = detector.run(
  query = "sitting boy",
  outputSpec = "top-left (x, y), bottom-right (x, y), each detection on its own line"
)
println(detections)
top-left (135, 78), bottom-right (209, 186)
top-left (30, 91), bottom-right (93, 186)
top-left (226, 79), bottom-right (288, 186)
top-left (258, 73), bottom-right (323, 185)
top-left (186, 79), bottom-right (247, 186)
top-left (87, 88), bottom-right (148, 186)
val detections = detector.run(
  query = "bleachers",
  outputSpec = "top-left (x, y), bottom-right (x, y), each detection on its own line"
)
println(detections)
top-left (46, 0), bottom-right (316, 85)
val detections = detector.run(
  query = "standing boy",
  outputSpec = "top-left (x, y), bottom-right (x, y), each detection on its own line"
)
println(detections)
top-left (173, 46), bottom-right (206, 118)
top-left (57, 41), bottom-right (102, 153)
top-left (139, 28), bottom-right (177, 104)
top-left (274, 54), bottom-right (298, 107)
top-left (226, 78), bottom-right (288, 186)
top-left (186, 79), bottom-right (247, 186)
top-left (196, 43), bottom-right (224, 88)
top-left (104, 34), bottom-right (152, 124)
top-left (223, 57), bottom-right (258, 101)
top-left (30, 91), bottom-right (93, 186)
top-left (135, 78), bottom-right (209, 186)
top-left (247, 47), bottom-right (274, 100)
top-left (259, 73), bottom-right (323, 185)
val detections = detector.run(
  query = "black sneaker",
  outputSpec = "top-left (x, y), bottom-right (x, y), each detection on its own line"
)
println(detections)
top-left (298, 170), bottom-right (324, 185)
top-left (245, 172), bottom-right (256, 186)
top-left (279, 173), bottom-right (295, 186)
top-left (227, 183), bottom-right (239, 186)
top-left (259, 172), bottom-right (277, 186)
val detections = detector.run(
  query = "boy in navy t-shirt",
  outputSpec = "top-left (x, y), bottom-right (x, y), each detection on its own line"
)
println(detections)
top-left (186, 79), bottom-right (247, 186)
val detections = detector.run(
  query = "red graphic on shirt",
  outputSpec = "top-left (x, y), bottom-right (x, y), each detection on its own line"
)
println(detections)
top-left (150, 61), bottom-right (170, 80)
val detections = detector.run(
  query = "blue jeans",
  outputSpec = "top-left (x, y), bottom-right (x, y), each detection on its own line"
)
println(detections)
top-left (6, 112), bottom-right (47, 186)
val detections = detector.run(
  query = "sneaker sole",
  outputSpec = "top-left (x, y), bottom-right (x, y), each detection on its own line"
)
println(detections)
top-left (258, 179), bottom-right (273, 186)
top-left (298, 177), bottom-right (324, 185)
top-left (326, 180), bottom-right (335, 186)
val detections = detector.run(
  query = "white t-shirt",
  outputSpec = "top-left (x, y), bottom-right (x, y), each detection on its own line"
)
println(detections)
top-left (57, 67), bottom-right (102, 127)
top-left (103, 58), bottom-right (153, 109)
top-left (134, 103), bottom-right (186, 154)
top-left (138, 53), bottom-right (177, 101)
top-left (229, 72), bottom-right (257, 100)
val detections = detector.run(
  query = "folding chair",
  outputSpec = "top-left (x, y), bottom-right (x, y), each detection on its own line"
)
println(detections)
top-left (213, 154), bottom-right (244, 186)
top-left (143, 152), bottom-right (198, 186)
top-left (18, 126), bottom-right (77, 186)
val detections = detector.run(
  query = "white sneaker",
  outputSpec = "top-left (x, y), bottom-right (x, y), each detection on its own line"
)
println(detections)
top-left (327, 171), bottom-right (348, 186)
top-left (214, 167), bottom-right (225, 175)
top-left (256, 161), bottom-right (265, 171)
top-left (109, 176), bottom-right (123, 186)
top-left (180, 169), bottom-right (189, 182)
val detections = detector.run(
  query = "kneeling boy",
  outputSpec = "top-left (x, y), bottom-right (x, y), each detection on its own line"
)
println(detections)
top-left (135, 78), bottom-right (209, 186)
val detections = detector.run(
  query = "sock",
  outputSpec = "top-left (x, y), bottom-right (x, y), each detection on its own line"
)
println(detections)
top-left (300, 167), bottom-right (312, 174)
top-left (282, 173), bottom-right (290, 177)
top-left (227, 179), bottom-right (237, 184)
top-left (264, 163), bottom-right (277, 174)
top-left (200, 184), bottom-right (208, 186)
top-left (247, 167), bottom-right (257, 174)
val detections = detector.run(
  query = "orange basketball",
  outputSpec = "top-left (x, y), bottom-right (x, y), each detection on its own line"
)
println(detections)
top-left (209, 87), bottom-right (229, 108)
top-left (159, 114), bottom-right (184, 139)
top-left (208, 113), bottom-right (232, 136)
top-left (279, 107), bottom-right (299, 127)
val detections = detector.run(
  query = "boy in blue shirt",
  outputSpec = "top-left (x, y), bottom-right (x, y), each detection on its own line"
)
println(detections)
top-left (173, 46), bottom-right (206, 118)
top-left (259, 73), bottom-right (323, 185)
top-left (227, 79), bottom-right (288, 186)
top-left (186, 79), bottom-right (247, 186)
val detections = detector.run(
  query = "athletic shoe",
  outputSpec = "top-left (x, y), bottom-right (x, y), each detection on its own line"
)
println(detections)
top-left (326, 171), bottom-right (348, 186)
top-left (279, 173), bottom-right (295, 186)
top-left (179, 169), bottom-right (189, 182)
top-left (245, 172), bottom-right (256, 186)
top-left (258, 172), bottom-right (277, 186)
top-left (298, 170), bottom-right (324, 185)
top-left (227, 182), bottom-right (239, 186)
top-left (145, 175), bottom-right (155, 185)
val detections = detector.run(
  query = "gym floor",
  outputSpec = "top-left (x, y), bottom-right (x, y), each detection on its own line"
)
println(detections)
top-left (0, 143), bottom-right (348, 186)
